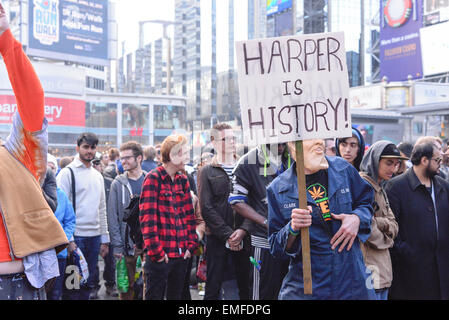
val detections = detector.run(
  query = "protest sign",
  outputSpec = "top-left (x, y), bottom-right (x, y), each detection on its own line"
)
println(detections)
top-left (236, 32), bottom-right (351, 296)
top-left (235, 32), bottom-right (352, 145)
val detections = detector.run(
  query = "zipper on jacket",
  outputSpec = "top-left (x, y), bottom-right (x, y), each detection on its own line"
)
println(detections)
top-left (216, 165), bottom-right (235, 230)
top-left (0, 207), bottom-right (15, 261)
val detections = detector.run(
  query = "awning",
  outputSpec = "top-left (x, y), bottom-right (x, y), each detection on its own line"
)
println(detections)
top-left (350, 108), bottom-right (413, 120)
top-left (397, 102), bottom-right (449, 116)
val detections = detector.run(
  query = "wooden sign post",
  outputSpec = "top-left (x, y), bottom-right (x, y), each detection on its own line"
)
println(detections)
top-left (295, 140), bottom-right (312, 295)
top-left (235, 32), bottom-right (351, 295)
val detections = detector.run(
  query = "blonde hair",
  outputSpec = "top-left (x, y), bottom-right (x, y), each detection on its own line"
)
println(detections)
top-left (161, 134), bottom-right (187, 164)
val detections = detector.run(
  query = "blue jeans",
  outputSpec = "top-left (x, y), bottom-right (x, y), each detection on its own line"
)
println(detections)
top-left (64, 235), bottom-right (101, 300)
top-left (375, 288), bottom-right (389, 300)
top-left (47, 258), bottom-right (67, 300)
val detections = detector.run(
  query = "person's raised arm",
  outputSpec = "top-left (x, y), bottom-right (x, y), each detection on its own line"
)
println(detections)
top-left (0, 3), bottom-right (44, 132)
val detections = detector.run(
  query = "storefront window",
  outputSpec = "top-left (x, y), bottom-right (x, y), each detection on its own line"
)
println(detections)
top-left (86, 102), bottom-right (118, 128)
top-left (122, 104), bottom-right (149, 145)
top-left (154, 105), bottom-right (186, 130)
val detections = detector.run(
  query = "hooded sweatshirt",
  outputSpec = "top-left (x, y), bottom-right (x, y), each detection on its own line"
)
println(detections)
top-left (335, 126), bottom-right (365, 171)
top-left (359, 140), bottom-right (399, 290)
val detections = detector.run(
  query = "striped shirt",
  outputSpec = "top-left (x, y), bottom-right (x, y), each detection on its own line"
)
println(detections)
top-left (220, 163), bottom-right (235, 180)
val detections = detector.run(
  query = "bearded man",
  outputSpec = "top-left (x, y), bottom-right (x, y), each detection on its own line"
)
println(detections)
top-left (385, 142), bottom-right (449, 300)
top-left (267, 139), bottom-right (376, 300)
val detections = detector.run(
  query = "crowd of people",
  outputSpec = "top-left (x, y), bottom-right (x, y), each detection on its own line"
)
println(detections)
top-left (1, 3), bottom-right (449, 301)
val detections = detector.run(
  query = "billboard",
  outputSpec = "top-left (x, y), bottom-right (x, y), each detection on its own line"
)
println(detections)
top-left (274, 8), bottom-right (293, 36)
top-left (267, 0), bottom-right (292, 16)
top-left (0, 95), bottom-right (86, 127)
top-left (420, 21), bottom-right (449, 75)
top-left (379, 0), bottom-right (423, 81)
top-left (27, 0), bottom-right (109, 66)
top-left (424, 0), bottom-right (449, 14)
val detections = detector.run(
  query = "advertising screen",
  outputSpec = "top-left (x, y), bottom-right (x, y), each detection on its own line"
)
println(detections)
top-left (267, 0), bottom-right (292, 16)
top-left (379, 0), bottom-right (423, 81)
top-left (27, 0), bottom-right (108, 66)
top-left (420, 21), bottom-right (449, 75)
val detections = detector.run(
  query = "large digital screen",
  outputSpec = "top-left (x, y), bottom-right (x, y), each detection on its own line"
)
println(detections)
top-left (379, 0), bottom-right (423, 81)
top-left (267, 0), bottom-right (292, 16)
top-left (420, 21), bottom-right (449, 75)
top-left (27, 0), bottom-right (109, 66)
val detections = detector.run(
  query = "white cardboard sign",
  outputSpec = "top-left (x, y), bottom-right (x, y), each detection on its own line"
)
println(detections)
top-left (236, 32), bottom-right (352, 145)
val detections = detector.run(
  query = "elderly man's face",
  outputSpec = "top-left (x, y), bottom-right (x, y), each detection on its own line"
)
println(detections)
top-left (289, 139), bottom-right (328, 174)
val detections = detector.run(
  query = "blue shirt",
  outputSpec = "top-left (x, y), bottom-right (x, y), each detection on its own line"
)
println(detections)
top-left (54, 188), bottom-right (76, 259)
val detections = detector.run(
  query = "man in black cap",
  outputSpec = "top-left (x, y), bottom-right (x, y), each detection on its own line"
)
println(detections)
top-left (359, 141), bottom-right (407, 299)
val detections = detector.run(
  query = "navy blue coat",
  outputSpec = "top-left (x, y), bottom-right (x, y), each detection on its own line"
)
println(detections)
top-left (385, 168), bottom-right (449, 300)
top-left (267, 156), bottom-right (376, 299)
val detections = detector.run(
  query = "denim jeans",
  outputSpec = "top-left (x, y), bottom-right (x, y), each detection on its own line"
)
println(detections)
top-left (375, 288), bottom-right (389, 300)
top-left (0, 273), bottom-right (45, 300)
top-left (63, 235), bottom-right (101, 300)
top-left (47, 258), bottom-right (67, 300)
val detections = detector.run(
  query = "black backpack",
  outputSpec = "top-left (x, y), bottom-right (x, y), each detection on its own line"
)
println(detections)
top-left (123, 195), bottom-right (144, 250)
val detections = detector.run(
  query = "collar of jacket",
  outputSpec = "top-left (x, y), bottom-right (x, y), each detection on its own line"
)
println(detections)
top-left (116, 170), bottom-right (147, 185)
top-left (73, 154), bottom-right (87, 168)
top-left (158, 164), bottom-right (183, 183)
top-left (277, 156), bottom-right (350, 203)
top-left (359, 172), bottom-right (381, 192)
top-left (210, 154), bottom-right (239, 168)
top-left (406, 167), bottom-right (443, 195)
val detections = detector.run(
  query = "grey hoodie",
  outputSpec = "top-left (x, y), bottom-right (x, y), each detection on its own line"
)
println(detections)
top-left (107, 171), bottom-right (146, 256)
top-left (360, 140), bottom-right (395, 183)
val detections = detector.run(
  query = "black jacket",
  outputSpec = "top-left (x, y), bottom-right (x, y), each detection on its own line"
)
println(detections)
top-left (385, 168), bottom-right (449, 299)
top-left (42, 168), bottom-right (58, 212)
top-left (198, 162), bottom-right (251, 255)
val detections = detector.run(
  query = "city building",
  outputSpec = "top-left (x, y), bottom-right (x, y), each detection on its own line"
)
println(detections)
top-left (0, 0), bottom-right (187, 155)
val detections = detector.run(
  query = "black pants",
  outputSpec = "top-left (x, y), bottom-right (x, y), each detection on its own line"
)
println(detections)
top-left (204, 247), bottom-right (251, 300)
top-left (251, 246), bottom-right (289, 300)
top-left (144, 256), bottom-right (187, 300)
top-left (181, 256), bottom-right (193, 300)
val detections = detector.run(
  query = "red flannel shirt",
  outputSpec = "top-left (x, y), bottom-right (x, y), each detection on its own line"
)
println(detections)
top-left (139, 165), bottom-right (198, 262)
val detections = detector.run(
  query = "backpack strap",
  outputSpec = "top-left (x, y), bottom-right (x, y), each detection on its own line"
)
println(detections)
top-left (68, 167), bottom-right (76, 212)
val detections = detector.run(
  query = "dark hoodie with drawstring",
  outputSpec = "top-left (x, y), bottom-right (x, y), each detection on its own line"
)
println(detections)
top-left (335, 126), bottom-right (366, 171)
top-left (359, 140), bottom-right (399, 291)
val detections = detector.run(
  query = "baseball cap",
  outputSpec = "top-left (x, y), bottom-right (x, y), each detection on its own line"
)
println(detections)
top-left (380, 144), bottom-right (409, 160)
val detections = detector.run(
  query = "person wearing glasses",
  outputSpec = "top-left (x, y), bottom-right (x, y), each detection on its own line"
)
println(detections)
top-left (198, 123), bottom-right (252, 300)
top-left (385, 142), bottom-right (449, 300)
top-left (107, 141), bottom-right (147, 300)
top-left (359, 141), bottom-right (404, 300)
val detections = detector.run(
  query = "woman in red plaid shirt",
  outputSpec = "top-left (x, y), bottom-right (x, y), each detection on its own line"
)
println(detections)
top-left (139, 134), bottom-right (198, 300)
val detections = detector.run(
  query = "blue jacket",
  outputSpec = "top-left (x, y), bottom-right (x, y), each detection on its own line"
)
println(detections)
top-left (267, 156), bottom-right (376, 300)
top-left (54, 188), bottom-right (76, 259)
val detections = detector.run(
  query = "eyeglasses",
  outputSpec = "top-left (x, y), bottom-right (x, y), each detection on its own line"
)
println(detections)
top-left (220, 136), bottom-right (236, 142)
top-left (120, 155), bottom-right (135, 162)
top-left (431, 157), bottom-right (442, 164)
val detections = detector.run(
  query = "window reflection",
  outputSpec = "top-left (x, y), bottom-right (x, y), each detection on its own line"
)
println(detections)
top-left (154, 105), bottom-right (186, 130)
top-left (86, 102), bottom-right (118, 128)
top-left (122, 104), bottom-right (148, 129)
